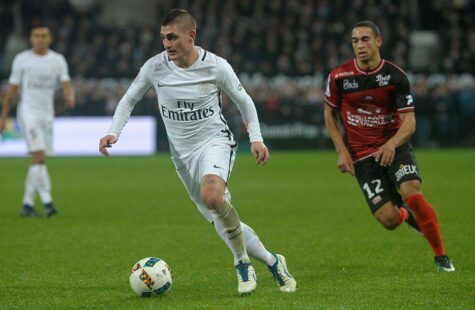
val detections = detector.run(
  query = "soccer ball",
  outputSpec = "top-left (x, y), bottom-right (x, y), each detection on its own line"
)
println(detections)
top-left (129, 257), bottom-right (173, 297)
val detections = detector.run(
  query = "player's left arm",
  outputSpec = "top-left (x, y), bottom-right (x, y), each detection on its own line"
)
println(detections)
top-left (59, 55), bottom-right (75, 108)
top-left (217, 59), bottom-right (269, 165)
top-left (61, 81), bottom-right (75, 108)
top-left (374, 73), bottom-right (415, 166)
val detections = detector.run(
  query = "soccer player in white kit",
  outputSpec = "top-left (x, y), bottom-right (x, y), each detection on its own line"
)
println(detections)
top-left (99, 9), bottom-right (296, 295)
top-left (0, 26), bottom-right (75, 217)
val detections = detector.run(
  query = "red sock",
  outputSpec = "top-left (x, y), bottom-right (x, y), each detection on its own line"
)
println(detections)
top-left (397, 207), bottom-right (409, 225)
top-left (405, 193), bottom-right (445, 256)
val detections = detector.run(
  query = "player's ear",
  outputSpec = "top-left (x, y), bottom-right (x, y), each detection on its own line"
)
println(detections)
top-left (46, 32), bottom-right (53, 45)
top-left (188, 30), bottom-right (196, 42)
top-left (376, 36), bottom-right (382, 48)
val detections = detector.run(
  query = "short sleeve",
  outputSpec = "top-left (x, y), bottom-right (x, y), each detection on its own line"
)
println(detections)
top-left (8, 55), bottom-right (22, 85)
top-left (324, 73), bottom-right (341, 108)
top-left (395, 75), bottom-right (414, 113)
top-left (59, 55), bottom-right (71, 82)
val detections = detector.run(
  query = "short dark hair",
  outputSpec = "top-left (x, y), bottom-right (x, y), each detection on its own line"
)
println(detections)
top-left (353, 20), bottom-right (381, 37)
top-left (161, 9), bottom-right (196, 31)
top-left (30, 24), bottom-right (49, 32)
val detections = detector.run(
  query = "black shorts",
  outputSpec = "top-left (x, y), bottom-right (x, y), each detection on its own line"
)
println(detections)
top-left (354, 142), bottom-right (421, 213)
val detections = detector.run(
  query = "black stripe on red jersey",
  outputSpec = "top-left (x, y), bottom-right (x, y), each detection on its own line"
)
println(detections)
top-left (334, 63), bottom-right (405, 95)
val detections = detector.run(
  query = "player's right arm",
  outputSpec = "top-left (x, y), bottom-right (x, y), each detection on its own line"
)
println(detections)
top-left (1, 54), bottom-right (23, 133)
top-left (324, 104), bottom-right (354, 176)
top-left (324, 73), bottom-right (354, 176)
top-left (0, 84), bottom-right (19, 133)
top-left (99, 61), bottom-right (152, 156)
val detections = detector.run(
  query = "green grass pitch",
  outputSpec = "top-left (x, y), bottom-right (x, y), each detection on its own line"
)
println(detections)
top-left (1, 150), bottom-right (474, 309)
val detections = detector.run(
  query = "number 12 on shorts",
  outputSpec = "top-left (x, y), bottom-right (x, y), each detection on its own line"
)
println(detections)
top-left (363, 179), bottom-right (383, 199)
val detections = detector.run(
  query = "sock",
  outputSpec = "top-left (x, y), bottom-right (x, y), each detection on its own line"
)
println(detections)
top-left (36, 164), bottom-right (53, 204)
top-left (405, 193), bottom-right (445, 256)
top-left (22, 165), bottom-right (38, 206)
top-left (397, 207), bottom-right (409, 225)
top-left (211, 201), bottom-right (249, 265)
top-left (241, 222), bottom-right (277, 266)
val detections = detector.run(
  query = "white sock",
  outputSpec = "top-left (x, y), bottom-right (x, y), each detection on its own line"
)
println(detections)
top-left (241, 222), bottom-right (277, 266)
top-left (22, 165), bottom-right (38, 206)
top-left (211, 201), bottom-right (249, 265)
top-left (36, 164), bottom-right (53, 204)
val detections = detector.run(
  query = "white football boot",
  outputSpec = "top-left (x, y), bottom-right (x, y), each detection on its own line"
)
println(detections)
top-left (267, 254), bottom-right (297, 292)
top-left (235, 260), bottom-right (257, 296)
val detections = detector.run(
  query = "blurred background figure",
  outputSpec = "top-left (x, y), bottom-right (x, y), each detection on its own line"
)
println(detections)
top-left (0, 24), bottom-right (75, 217)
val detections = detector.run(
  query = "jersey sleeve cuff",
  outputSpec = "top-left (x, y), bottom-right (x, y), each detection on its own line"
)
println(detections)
top-left (325, 99), bottom-right (339, 108)
top-left (250, 136), bottom-right (264, 143)
top-left (397, 107), bottom-right (414, 113)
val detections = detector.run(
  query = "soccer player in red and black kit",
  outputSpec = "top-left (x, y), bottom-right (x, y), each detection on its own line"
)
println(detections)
top-left (324, 21), bottom-right (454, 272)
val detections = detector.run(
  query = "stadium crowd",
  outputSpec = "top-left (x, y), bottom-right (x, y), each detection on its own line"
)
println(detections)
top-left (0, 0), bottom-right (474, 147)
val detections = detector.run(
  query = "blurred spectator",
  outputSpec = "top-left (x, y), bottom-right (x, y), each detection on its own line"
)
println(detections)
top-left (0, 0), bottom-right (474, 147)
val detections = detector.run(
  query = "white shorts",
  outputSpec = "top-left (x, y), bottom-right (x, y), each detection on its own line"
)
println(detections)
top-left (20, 118), bottom-right (53, 155)
top-left (175, 140), bottom-right (237, 223)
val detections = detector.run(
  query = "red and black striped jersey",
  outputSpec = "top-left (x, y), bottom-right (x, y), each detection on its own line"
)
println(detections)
top-left (325, 59), bottom-right (414, 161)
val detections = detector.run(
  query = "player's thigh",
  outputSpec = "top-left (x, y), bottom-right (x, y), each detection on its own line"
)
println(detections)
top-left (199, 142), bottom-right (237, 184)
top-left (175, 164), bottom-right (214, 223)
top-left (44, 120), bottom-right (53, 156)
top-left (387, 143), bottom-right (422, 197)
top-left (22, 119), bottom-right (47, 154)
top-left (354, 158), bottom-right (396, 214)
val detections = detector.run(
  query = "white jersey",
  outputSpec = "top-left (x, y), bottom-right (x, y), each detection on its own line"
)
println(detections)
top-left (108, 47), bottom-right (263, 162)
top-left (8, 49), bottom-right (70, 121)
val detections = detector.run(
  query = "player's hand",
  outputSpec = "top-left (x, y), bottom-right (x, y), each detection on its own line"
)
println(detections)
top-left (99, 135), bottom-right (118, 157)
top-left (337, 150), bottom-right (355, 176)
top-left (66, 97), bottom-right (75, 109)
top-left (0, 118), bottom-right (5, 134)
top-left (251, 141), bottom-right (270, 166)
top-left (374, 141), bottom-right (396, 167)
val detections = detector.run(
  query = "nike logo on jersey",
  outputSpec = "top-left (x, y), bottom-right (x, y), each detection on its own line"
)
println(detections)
top-left (213, 164), bottom-right (222, 169)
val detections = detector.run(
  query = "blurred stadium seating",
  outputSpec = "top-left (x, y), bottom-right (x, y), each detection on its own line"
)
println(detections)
top-left (1, 0), bottom-right (474, 150)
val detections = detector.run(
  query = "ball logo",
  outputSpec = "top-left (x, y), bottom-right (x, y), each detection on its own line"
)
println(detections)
top-left (144, 257), bottom-right (160, 267)
top-left (139, 270), bottom-right (155, 289)
top-left (131, 263), bottom-right (141, 273)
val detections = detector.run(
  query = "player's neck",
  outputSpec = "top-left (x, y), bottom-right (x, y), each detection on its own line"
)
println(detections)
top-left (174, 47), bottom-right (199, 68)
top-left (356, 55), bottom-right (382, 71)
top-left (33, 48), bottom-right (48, 56)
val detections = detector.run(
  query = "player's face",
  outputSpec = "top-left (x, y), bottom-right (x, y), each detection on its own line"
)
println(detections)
top-left (351, 27), bottom-right (382, 63)
top-left (30, 27), bottom-right (52, 53)
top-left (160, 24), bottom-right (195, 62)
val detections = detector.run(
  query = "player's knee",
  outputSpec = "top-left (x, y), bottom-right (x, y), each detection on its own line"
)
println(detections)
top-left (374, 213), bottom-right (399, 231)
top-left (399, 180), bottom-right (421, 199)
top-left (381, 219), bottom-right (398, 231)
top-left (200, 190), bottom-right (224, 210)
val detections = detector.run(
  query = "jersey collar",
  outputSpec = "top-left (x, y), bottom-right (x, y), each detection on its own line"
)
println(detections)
top-left (353, 59), bottom-right (385, 75)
